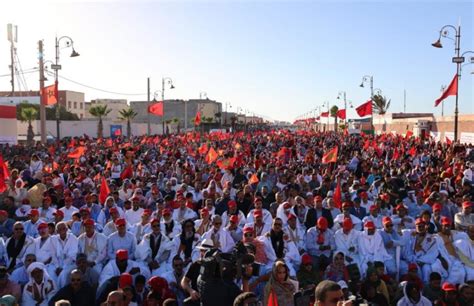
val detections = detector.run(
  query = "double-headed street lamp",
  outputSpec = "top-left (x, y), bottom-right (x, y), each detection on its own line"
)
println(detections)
top-left (432, 24), bottom-right (473, 142)
top-left (53, 36), bottom-right (79, 140)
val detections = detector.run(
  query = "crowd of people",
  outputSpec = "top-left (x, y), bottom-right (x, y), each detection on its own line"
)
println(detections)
top-left (0, 129), bottom-right (473, 306)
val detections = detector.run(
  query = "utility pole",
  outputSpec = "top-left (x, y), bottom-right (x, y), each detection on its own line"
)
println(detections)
top-left (38, 40), bottom-right (47, 144)
top-left (147, 77), bottom-right (150, 135)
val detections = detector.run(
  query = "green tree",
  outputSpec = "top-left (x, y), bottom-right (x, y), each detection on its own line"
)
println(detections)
top-left (330, 105), bottom-right (339, 132)
top-left (19, 106), bottom-right (38, 146)
top-left (89, 105), bottom-right (111, 138)
top-left (372, 94), bottom-right (391, 115)
top-left (118, 107), bottom-right (137, 138)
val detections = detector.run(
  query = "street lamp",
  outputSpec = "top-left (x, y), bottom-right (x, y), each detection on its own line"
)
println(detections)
top-left (54, 35), bottom-right (79, 141)
top-left (431, 24), bottom-right (469, 142)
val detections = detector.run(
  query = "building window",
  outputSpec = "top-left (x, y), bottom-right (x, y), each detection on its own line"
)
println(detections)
top-left (68, 101), bottom-right (72, 108)
top-left (74, 102), bottom-right (77, 109)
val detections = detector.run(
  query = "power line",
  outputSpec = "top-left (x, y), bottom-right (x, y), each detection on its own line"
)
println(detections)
top-left (45, 71), bottom-right (147, 96)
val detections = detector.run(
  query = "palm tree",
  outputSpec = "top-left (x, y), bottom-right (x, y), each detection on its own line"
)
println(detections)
top-left (372, 94), bottom-right (391, 115)
top-left (330, 105), bottom-right (339, 132)
top-left (89, 105), bottom-right (112, 139)
top-left (118, 107), bottom-right (137, 138)
top-left (19, 106), bottom-right (38, 146)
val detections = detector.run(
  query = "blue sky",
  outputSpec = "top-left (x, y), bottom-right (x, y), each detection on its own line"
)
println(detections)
top-left (0, 0), bottom-right (472, 122)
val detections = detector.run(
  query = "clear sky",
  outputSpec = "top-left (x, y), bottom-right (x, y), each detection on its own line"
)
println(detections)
top-left (0, 0), bottom-right (473, 122)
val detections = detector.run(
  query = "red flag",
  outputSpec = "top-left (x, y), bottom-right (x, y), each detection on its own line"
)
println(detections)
top-left (99, 176), bottom-right (110, 204)
top-left (356, 100), bottom-right (373, 117)
top-left (333, 181), bottom-right (342, 209)
top-left (249, 173), bottom-right (259, 184)
top-left (267, 289), bottom-right (279, 306)
top-left (41, 82), bottom-right (58, 105)
top-left (336, 109), bottom-right (346, 120)
top-left (148, 102), bottom-right (164, 116)
top-left (320, 112), bottom-right (329, 117)
top-left (445, 136), bottom-right (452, 145)
top-left (205, 147), bottom-right (218, 164)
top-left (435, 74), bottom-right (458, 107)
top-left (194, 111), bottom-right (201, 126)
top-left (322, 147), bottom-right (338, 164)
top-left (0, 154), bottom-right (10, 193)
top-left (67, 146), bottom-right (86, 159)
top-left (120, 165), bottom-right (133, 180)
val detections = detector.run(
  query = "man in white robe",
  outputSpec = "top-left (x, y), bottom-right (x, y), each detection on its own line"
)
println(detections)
top-left (77, 219), bottom-right (108, 274)
top-left (99, 249), bottom-right (147, 288)
top-left (357, 221), bottom-right (392, 277)
top-left (454, 224), bottom-right (474, 281)
top-left (201, 215), bottom-right (235, 253)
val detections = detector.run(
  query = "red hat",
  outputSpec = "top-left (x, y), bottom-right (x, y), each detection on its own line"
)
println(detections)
top-left (283, 202), bottom-right (291, 209)
top-left (369, 205), bottom-right (378, 212)
top-left (83, 219), bottom-right (95, 227)
top-left (229, 215), bottom-right (239, 224)
top-left (150, 218), bottom-right (160, 225)
top-left (37, 223), bottom-right (48, 231)
top-left (317, 217), bottom-right (328, 230)
top-left (143, 209), bottom-right (152, 216)
top-left (382, 216), bottom-right (393, 225)
top-left (442, 282), bottom-right (457, 292)
top-left (301, 253), bottom-right (312, 265)
top-left (364, 221), bottom-right (375, 229)
top-left (79, 208), bottom-right (90, 214)
top-left (28, 209), bottom-right (39, 217)
top-left (109, 207), bottom-right (119, 214)
top-left (253, 209), bottom-right (263, 218)
top-left (408, 263), bottom-right (418, 271)
top-left (119, 273), bottom-right (133, 289)
top-left (115, 218), bottom-right (126, 227)
top-left (162, 208), bottom-right (172, 216)
top-left (342, 202), bottom-right (351, 209)
top-left (432, 203), bottom-right (442, 212)
top-left (287, 214), bottom-right (296, 221)
top-left (342, 218), bottom-right (353, 230)
top-left (53, 210), bottom-right (64, 217)
top-left (315, 195), bottom-right (323, 201)
top-left (415, 218), bottom-right (426, 225)
top-left (441, 216), bottom-right (452, 226)
top-left (228, 201), bottom-right (237, 209)
top-left (243, 226), bottom-right (254, 234)
top-left (148, 276), bottom-right (168, 291)
top-left (116, 249), bottom-right (128, 261)
top-left (0, 210), bottom-right (8, 217)
top-left (462, 201), bottom-right (472, 209)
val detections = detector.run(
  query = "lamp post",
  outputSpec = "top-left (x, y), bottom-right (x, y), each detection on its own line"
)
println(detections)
top-left (54, 36), bottom-right (79, 141)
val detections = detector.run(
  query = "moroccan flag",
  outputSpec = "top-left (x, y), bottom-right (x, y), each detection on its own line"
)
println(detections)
top-left (249, 173), bottom-right (259, 184)
top-left (356, 100), bottom-right (373, 117)
top-left (41, 82), bottom-right (58, 105)
top-left (267, 289), bottom-right (279, 306)
top-left (322, 147), bottom-right (338, 164)
top-left (148, 102), bottom-right (164, 116)
top-left (99, 176), bottom-right (110, 204)
top-left (205, 147), bottom-right (218, 164)
top-left (336, 109), bottom-right (346, 120)
top-left (194, 111), bottom-right (201, 126)
top-left (216, 158), bottom-right (236, 170)
top-left (0, 154), bottom-right (10, 193)
top-left (446, 136), bottom-right (452, 145)
top-left (120, 165), bottom-right (133, 180)
top-left (333, 181), bottom-right (342, 209)
top-left (435, 74), bottom-right (458, 107)
top-left (67, 146), bottom-right (86, 159)
top-left (320, 112), bottom-right (329, 117)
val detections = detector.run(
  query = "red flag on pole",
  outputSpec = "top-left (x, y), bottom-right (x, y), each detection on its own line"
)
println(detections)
top-left (148, 102), bottom-right (164, 116)
top-left (336, 109), bottom-right (346, 120)
top-left (333, 181), bottom-right (342, 209)
top-left (322, 147), bottom-right (338, 164)
top-left (41, 82), bottom-right (58, 105)
top-left (435, 74), bottom-right (458, 107)
top-left (0, 154), bottom-right (10, 193)
top-left (99, 176), bottom-right (110, 204)
top-left (194, 111), bottom-right (201, 126)
top-left (356, 100), bottom-right (373, 117)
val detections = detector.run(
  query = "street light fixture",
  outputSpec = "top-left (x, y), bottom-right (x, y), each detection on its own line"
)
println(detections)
top-left (54, 35), bottom-right (79, 141)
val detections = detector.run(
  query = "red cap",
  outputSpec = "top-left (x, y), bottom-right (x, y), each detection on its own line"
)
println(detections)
top-left (83, 219), bottom-right (95, 227)
top-left (301, 253), bottom-right (312, 265)
top-left (228, 201), bottom-right (237, 209)
top-left (229, 215), bottom-right (239, 224)
top-left (119, 273), bottom-right (133, 289)
top-left (441, 282), bottom-right (457, 292)
top-left (0, 210), bottom-right (8, 217)
top-left (408, 263), bottom-right (418, 271)
top-left (37, 223), bottom-right (49, 231)
top-left (116, 249), bottom-right (128, 261)
top-left (162, 208), bottom-right (172, 216)
top-left (382, 216), bottom-right (392, 225)
top-left (342, 218), bottom-right (353, 230)
top-left (243, 226), bottom-right (254, 234)
top-left (342, 202), bottom-right (351, 209)
top-left (29, 209), bottom-right (39, 217)
top-left (369, 205), bottom-right (378, 212)
top-left (317, 217), bottom-right (328, 230)
top-left (109, 207), bottom-right (119, 214)
top-left (253, 209), bottom-right (263, 218)
top-left (143, 209), bottom-right (152, 216)
top-left (287, 214), bottom-right (296, 221)
top-left (441, 216), bottom-right (452, 226)
top-left (115, 218), bottom-right (126, 227)
top-left (53, 210), bottom-right (64, 217)
top-left (462, 201), bottom-right (472, 209)
top-left (364, 221), bottom-right (375, 229)
top-left (432, 203), bottom-right (442, 212)
top-left (148, 276), bottom-right (168, 291)
top-left (415, 218), bottom-right (426, 225)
